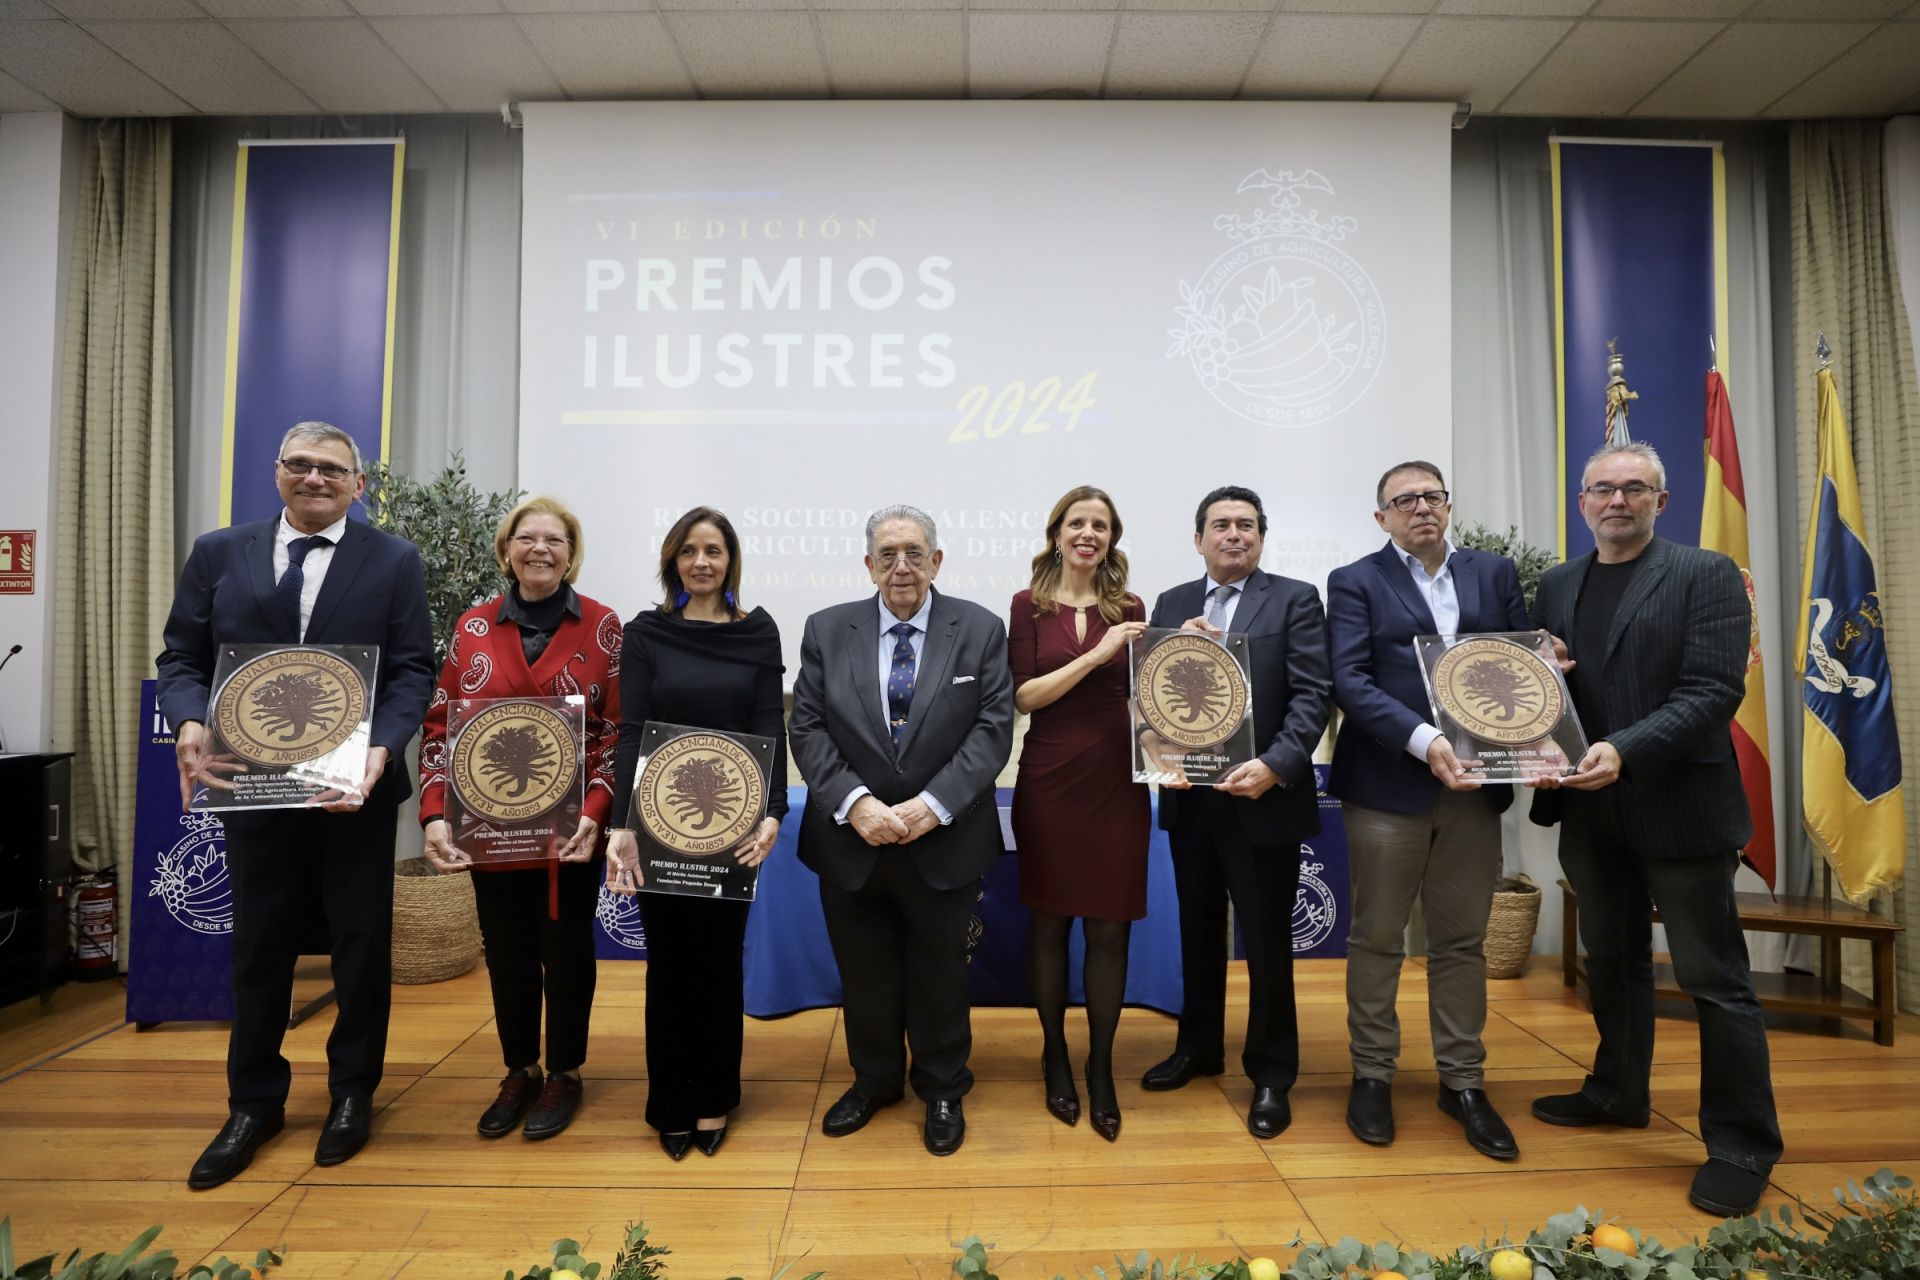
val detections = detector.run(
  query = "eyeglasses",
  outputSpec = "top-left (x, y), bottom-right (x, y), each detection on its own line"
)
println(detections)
top-left (1384, 490), bottom-right (1449, 513)
top-left (1582, 482), bottom-right (1659, 501)
top-left (874, 549), bottom-right (929, 569)
top-left (512, 535), bottom-right (570, 550)
top-left (278, 458), bottom-right (357, 482)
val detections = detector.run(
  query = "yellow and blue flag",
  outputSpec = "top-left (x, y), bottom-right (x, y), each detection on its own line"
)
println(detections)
top-left (1796, 365), bottom-right (1905, 904)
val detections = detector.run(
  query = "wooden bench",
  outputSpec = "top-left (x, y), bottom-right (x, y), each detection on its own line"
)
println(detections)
top-left (1558, 879), bottom-right (1903, 1046)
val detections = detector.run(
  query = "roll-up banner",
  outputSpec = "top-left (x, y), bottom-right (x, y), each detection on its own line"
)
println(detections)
top-left (1551, 138), bottom-right (1727, 557)
top-left (221, 139), bottom-right (404, 526)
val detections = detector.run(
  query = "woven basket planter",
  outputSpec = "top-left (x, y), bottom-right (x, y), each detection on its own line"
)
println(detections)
top-left (1485, 874), bottom-right (1541, 979)
top-left (391, 857), bottom-right (482, 985)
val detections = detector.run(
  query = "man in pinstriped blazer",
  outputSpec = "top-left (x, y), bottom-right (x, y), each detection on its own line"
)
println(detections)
top-left (1529, 441), bottom-right (1781, 1217)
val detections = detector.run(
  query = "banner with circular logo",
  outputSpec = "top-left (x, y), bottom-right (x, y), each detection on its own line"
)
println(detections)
top-left (1129, 628), bottom-right (1256, 784)
top-left (196, 644), bottom-right (378, 810)
top-left (446, 695), bottom-right (586, 864)
top-left (1415, 632), bottom-right (1589, 784)
top-left (630, 722), bottom-right (777, 900)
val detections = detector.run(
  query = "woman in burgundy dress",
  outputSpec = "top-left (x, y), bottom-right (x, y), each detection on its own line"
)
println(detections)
top-left (1009, 485), bottom-right (1150, 1142)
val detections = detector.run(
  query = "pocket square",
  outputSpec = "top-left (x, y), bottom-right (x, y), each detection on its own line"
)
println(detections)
top-left (951, 674), bottom-right (975, 685)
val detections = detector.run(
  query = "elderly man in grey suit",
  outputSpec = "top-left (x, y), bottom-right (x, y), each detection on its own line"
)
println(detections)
top-left (789, 504), bottom-right (1015, 1156)
top-left (1530, 441), bottom-right (1782, 1216)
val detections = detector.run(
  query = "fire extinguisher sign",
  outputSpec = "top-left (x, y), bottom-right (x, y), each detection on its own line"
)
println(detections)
top-left (0, 530), bottom-right (33, 595)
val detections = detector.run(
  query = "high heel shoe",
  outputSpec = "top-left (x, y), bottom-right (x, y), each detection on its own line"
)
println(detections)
top-left (693, 1125), bottom-right (728, 1156)
top-left (1086, 1063), bottom-right (1121, 1143)
top-left (1042, 1052), bottom-right (1080, 1127)
top-left (659, 1130), bottom-right (693, 1161)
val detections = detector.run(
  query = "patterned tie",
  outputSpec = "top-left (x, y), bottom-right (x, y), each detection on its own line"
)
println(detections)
top-left (1205, 582), bottom-right (1236, 631)
top-left (887, 620), bottom-right (917, 747)
top-left (278, 534), bottom-right (327, 638)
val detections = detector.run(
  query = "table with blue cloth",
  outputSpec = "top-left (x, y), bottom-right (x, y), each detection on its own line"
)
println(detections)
top-left (594, 771), bottom-right (1350, 1018)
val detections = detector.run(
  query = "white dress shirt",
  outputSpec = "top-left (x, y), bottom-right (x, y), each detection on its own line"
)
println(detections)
top-left (1399, 538), bottom-right (1458, 761)
top-left (833, 591), bottom-right (952, 826)
top-left (273, 511), bottom-right (347, 641)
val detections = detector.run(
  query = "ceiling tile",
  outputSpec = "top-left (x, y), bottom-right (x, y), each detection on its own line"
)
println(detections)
top-left (0, 65), bottom-right (58, 109)
top-left (1762, 19), bottom-right (1920, 116)
top-left (1124, 0), bottom-right (1274, 11)
top-left (814, 0), bottom-right (960, 8)
top-left (349, 0), bottom-right (500, 13)
top-left (198, 0), bottom-right (350, 13)
top-left (85, 18), bottom-right (317, 111)
top-left (661, 11), bottom-right (829, 95)
top-left (1631, 21), bottom-right (1874, 116)
top-left (1499, 19), bottom-right (1720, 115)
top-left (972, 0), bottom-right (1115, 10)
top-left (505, 0), bottom-right (654, 11)
top-left (817, 10), bottom-right (963, 95)
top-left (1590, 0), bottom-right (1743, 13)
top-left (1741, 0), bottom-right (1908, 17)
top-left (370, 14), bottom-right (560, 108)
top-left (0, 1), bottom-right (60, 17)
top-left (656, 0), bottom-right (806, 10)
top-left (1375, 15), bottom-right (1571, 106)
top-left (1279, 0), bottom-right (1430, 11)
top-left (0, 18), bottom-right (191, 113)
top-left (1436, 0), bottom-right (1585, 12)
top-left (1242, 13), bottom-right (1417, 97)
top-left (228, 17), bottom-right (445, 109)
top-left (516, 12), bottom-right (691, 96)
top-left (46, 0), bottom-right (205, 16)
top-left (1104, 11), bottom-right (1266, 96)
top-left (967, 11), bottom-right (1113, 96)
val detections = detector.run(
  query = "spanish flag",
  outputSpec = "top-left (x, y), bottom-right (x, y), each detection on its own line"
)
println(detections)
top-left (1700, 370), bottom-right (1776, 888)
top-left (1796, 366), bottom-right (1906, 905)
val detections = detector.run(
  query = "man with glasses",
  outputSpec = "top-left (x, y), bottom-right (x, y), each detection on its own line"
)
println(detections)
top-left (1325, 461), bottom-right (1534, 1159)
top-left (789, 505), bottom-right (1014, 1156)
top-left (157, 421), bottom-right (435, 1189)
top-left (1529, 441), bottom-right (1781, 1215)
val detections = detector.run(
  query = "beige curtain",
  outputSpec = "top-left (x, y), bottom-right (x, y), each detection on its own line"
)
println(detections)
top-left (1790, 119), bottom-right (1920, 1012)
top-left (52, 119), bottom-right (175, 960)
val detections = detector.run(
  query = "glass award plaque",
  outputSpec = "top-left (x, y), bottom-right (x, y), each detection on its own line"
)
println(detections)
top-left (631, 721), bottom-right (777, 901)
top-left (445, 695), bottom-right (586, 865)
top-left (1414, 632), bottom-right (1589, 784)
top-left (194, 643), bottom-right (379, 810)
top-left (1128, 628), bottom-right (1256, 784)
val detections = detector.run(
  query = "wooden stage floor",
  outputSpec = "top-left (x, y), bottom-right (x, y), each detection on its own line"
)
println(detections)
top-left (2, 958), bottom-right (1915, 1279)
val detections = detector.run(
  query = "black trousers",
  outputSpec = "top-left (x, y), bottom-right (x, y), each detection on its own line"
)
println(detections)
top-left (1168, 792), bottom-right (1302, 1091)
top-left (225, 805), bottom-right (397, 1116)
top-left (637, 890), bottom-right (751, 1131)
top-left (1560, 801), bottom-right (1783, 1174)
top-left (470, 859), bottom-right (601, 1076)
top-left (819, 854), bottom-right (978, 1104)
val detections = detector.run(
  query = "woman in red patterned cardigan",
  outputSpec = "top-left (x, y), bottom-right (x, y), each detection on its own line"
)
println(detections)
top-left (418, 495), bottom-right (622, 1142)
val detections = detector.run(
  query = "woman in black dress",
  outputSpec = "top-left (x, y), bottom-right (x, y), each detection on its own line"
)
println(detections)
top-left (605, 507), bottom-right (787, 1160)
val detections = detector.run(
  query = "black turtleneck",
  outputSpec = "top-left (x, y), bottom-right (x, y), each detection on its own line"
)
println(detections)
top-left (497, 582), bottom-right (580, 666)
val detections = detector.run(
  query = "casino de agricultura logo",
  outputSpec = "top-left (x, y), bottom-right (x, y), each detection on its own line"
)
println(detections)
top-left (1168, 169), bottom-right (1385, 428)
top-left (149, 810), bottom-right (231, 936)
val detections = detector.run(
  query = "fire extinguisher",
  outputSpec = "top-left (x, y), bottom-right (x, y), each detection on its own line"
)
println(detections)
top-left (72, 872), bottom-right (117, 980)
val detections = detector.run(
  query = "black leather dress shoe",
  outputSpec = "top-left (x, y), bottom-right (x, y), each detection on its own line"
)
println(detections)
top-left (1247, 1086), bottom-right (1291, 1139)
top-left (188, 1108), bottom-right (284, 1190)
top-left (659, 1130), bottom-right (693, 1161)
top-left (313, 1096), bottom-right (373, 1167)
top-left (1530, 1090), bottom-right (1650, 1129)
top-left (1689, 1158), bottom-right (1768, 1216)
top-left (1346, 1078), bottom-right (1394, 1146)
top-left (822, 1087), bottom-right (899, 1138)
top-left (1140, 1051), bottom-right (1225, 1092)
top-left (523, 1074), bottom-right (583, 1141)
top-left (1438, 1085), bottom-right (1519, 1160)
top-left (923, 1098), bottom-right (965, 1156)
top-left (477, 1069), bottom-right (542, 1139)
top-left (693, 1125), bottom-right (727, 1157)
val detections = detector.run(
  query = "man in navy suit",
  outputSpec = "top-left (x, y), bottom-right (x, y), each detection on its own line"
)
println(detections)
top-left (1326, 461), bottom-right (1533, 1160)
top-left (1139, 486), bottom-right (1332, 1139)
top-left (158, 421), bottom-right (435, 1190)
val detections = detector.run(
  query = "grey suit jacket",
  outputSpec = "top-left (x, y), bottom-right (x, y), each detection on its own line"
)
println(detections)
top-left (789, 587), bottom-right (1015, 892)
top-left (1528, 535), bottom-right (1752, 857)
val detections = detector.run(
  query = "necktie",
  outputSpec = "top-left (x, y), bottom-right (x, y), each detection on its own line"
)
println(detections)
top-left (887, 621), bottom-right (917, 746)
top-left (278, 534), bottom-right (326, 638)
top-left (1205, 582), bottom-right (1236, 631)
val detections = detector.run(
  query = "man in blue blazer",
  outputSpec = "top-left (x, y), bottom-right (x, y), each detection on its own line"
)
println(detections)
top-left (157, 422), bottom-right (435, 1190)
top-left (1139, 486), bottom-right (1333, 1139)
top-left (1529, 441), bottom-right (1780, 1216)
top-left (1326, 461), bottom-right (1532, 1160)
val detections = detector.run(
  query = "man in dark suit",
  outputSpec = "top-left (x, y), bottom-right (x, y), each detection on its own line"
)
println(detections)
top-left (157, 421), bottom-right (435, 1190)
top-left (788, 504), bottom-right (1015, 1156)
top-left (1530, 440), bottom-right (1781, 1215)
top-left (1139, 485), bottom-right (1332, 1139)
top-left (1326, 461), bottom-right (1533, 1160)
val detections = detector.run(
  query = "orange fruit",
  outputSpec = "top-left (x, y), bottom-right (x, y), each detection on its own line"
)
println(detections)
top-left (1487, 1249), bottom-right (1532, 1280)
top-left (1376, 1272), bottom-right (1410, 1280)
top-left (1590, 1225), bottom-right (1637, 1257)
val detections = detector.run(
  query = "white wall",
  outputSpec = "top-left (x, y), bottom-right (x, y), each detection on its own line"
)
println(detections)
top-left (0, 111), bottom-right (80, 754)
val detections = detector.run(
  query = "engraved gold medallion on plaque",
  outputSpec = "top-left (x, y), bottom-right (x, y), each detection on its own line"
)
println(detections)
top-left (1430, 637), bottom-right (1563, 745)
top-left (1137, 633), bottom-right (1250, 749)
top-left (449, 700), bottom-right (579, 824)
top-left (636, 733), bottom-right (764, 857)
top-left (212, 648), bottom-right (367, 768)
